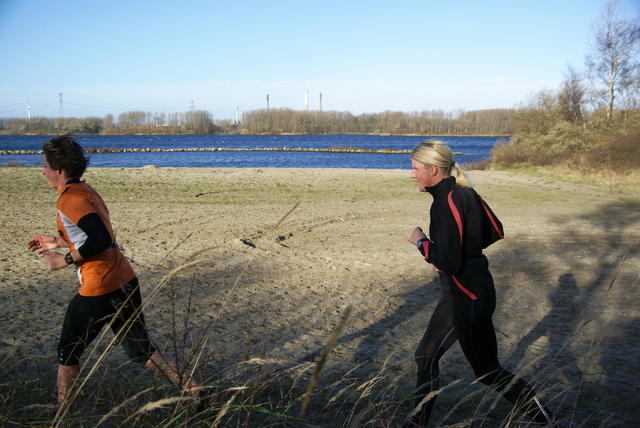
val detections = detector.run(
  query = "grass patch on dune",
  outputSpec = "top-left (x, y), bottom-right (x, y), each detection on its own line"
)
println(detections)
top-left (2, 167), bottom-right (415, 206)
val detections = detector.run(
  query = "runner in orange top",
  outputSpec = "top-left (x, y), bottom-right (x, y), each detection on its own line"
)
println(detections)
top-left (55, 175), bottom-right (135, 296)
top-left (27, 134), bottom-right (200, 406)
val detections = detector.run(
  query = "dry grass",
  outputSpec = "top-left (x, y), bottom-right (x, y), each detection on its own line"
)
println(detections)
top-left (1, 247), bottom-right (634, 427)
top-left (490, 120), bottom-right (640, 193)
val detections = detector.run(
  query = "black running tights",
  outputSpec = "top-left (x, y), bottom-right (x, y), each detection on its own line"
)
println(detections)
top-left (412, 292), bottom-right (553, 425)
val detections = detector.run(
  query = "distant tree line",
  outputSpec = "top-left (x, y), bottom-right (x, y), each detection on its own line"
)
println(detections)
top-left (0, 107), bottom-right (515, 136)
top-left (238, 108), bottom-right (514, 135)
top-left (0, 109), bottom-right (222, 136)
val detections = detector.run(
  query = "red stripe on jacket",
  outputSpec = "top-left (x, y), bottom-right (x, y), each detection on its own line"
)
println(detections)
top-left (447, 191), bottom-right (463, 245)
top-left (479, 196), bottom-right (504, 239)
top-left (452, 275), bottom-right (477, 300)
top-left (447, 190), bottom-right (477, 300)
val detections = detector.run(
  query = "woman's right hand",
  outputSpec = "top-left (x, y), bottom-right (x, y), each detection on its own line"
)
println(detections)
top-left (408, 227), bottom-right (427, 245)
top-left (26, 235), bottom-right (59, 254)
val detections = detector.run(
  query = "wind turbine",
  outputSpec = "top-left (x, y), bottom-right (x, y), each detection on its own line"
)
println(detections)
top-left (26, 97), bottom-right (31, 122)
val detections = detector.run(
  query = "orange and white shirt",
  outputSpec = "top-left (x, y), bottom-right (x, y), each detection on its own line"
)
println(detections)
top-left (56, 181), bottom-right (135, 296)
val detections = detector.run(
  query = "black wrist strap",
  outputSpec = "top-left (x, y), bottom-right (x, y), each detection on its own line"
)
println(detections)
top-left (416, 238), bottom-right (426, 249)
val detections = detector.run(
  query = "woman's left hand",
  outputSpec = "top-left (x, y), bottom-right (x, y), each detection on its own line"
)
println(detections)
top-left (27, 235), bottom-right (59, 254)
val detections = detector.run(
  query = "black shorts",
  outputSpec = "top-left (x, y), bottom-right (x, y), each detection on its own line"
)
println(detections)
top-left (58, 278), bottom-right (156, 366)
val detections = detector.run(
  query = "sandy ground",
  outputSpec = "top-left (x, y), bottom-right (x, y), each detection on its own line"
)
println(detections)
top-left (1, 166), bottom-right (639, 426)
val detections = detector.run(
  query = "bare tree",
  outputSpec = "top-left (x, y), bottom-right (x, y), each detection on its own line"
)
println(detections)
top-left (103, 114), bottom-right (114, 129)
top-left (585, 0), bottom-right (640, 118)
top-left (558, 65), bottom-right (586, 126)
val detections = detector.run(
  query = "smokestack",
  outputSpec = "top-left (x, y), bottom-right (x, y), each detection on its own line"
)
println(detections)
top-left (266, 94), bottom-right (269, 111)
top-left (319, 93), bottom-right (322, 112)
top-left (305, 90), bottom-right (308, 113)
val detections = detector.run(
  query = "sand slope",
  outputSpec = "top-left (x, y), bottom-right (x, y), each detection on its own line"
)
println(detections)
top-left (1, 167), bottom-right (638, 426)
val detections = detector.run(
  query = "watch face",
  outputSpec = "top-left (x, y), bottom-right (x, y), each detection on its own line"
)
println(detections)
top-left (65, 253), bottom-right (73, 264)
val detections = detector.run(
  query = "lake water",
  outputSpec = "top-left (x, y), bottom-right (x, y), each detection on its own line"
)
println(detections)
top-left (0, 134), bottom-right (504, 169)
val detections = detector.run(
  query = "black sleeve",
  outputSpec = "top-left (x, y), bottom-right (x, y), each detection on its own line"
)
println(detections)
top-left (76, 213), bottom-right (113, 258)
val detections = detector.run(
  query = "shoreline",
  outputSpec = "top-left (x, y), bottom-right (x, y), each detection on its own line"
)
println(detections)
top-left (2, 146), bottom-right (419, 155)
top-left (0, 131), bottom-right (512, 137)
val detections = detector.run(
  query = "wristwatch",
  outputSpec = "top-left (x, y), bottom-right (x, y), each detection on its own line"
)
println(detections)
top-left (64, 252), bottom-right (74, 265)
top-left (416, 238), bottom-right (427, 250)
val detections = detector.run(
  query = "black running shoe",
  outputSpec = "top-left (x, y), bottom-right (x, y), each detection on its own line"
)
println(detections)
top-left (196, 387), bottom-right (216, 413)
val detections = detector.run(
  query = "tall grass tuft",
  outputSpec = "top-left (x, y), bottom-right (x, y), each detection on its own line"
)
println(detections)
top-left (1, 243), bottom-right (637, 426)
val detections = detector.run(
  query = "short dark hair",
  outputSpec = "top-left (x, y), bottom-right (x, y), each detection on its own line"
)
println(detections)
top-left (43, 134), bottom-right (90, 178)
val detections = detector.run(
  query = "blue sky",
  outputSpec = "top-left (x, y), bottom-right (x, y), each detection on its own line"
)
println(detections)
top-left (0, 0), bottom-right (638, 121)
